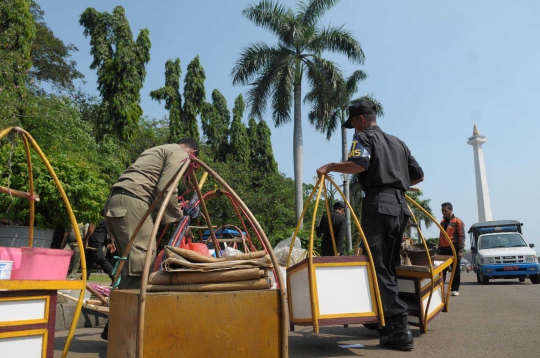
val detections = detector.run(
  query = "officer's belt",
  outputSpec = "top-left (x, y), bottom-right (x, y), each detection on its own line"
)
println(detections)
top-left (110, 187), bottom-right (145, 202)
top-left (363, 186), bottom-right (404, 196)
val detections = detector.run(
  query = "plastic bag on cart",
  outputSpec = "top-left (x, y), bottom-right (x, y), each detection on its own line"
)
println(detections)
top-left (223, 245), bottom-right (243, 257)
top-left (274, 235), bottom-right (306, 267)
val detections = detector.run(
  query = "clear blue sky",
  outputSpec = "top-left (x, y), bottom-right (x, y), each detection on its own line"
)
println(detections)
top-left (38, 0), bottom-right (540, 249)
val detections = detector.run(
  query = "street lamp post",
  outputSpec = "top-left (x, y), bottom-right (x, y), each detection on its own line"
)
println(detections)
top-left (340, 173), bottom-right (352, 254)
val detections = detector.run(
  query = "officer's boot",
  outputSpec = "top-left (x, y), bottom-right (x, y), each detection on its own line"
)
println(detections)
top-left (363, 321), bottom-right (394, 337)
top-left (379, 312), bottom-right (414, 351)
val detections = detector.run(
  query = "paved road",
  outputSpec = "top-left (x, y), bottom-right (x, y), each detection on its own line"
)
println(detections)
top-left (54, 272), bottom-right (540, 357)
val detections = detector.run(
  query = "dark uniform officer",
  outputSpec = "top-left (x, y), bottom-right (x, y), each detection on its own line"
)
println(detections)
top-left (84, 220), bottom-right (114, 280)
top-left (316, 201), bottom-right (348, 256)
top-left (316, 100), bottom-right (424, 351)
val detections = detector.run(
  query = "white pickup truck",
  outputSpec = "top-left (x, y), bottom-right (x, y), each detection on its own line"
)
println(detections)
top-left (469, 220), bottom-right (539, 285)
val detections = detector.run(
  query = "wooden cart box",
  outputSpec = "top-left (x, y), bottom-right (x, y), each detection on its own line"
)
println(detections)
top-left (0, 289), bottom-right (57, 358)
top-left (287, 256), bottom-right (380, 329)
top-left (396, 255), bottom-right (453, 332)
top-left (108, 289), bottom-right (283, 358)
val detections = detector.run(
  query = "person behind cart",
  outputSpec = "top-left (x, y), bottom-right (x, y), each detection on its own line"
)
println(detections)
top-left (84, 220), bottom-right (116, 280)
top-left (61, 222), bottom-right (87, 279)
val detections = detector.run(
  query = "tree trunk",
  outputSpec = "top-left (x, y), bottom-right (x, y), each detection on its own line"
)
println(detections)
top-left (341, 110), bottom-right (352, 253)
top-left (293, 85), bottom-right (303, 228)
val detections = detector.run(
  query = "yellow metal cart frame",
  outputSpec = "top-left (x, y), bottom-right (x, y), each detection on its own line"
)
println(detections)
top-left (286, 175), bottom-right (385, 332)
top-left (0, 127), bottom-right (86, 358)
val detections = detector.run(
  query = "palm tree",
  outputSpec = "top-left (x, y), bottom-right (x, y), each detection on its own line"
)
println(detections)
top-left (405, 191), bottom-right (434, 240)
top-left (231, 0), bottom-right (364, 226)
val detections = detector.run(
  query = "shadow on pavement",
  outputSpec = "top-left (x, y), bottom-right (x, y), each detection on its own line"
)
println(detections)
top-left (55, 328), bottom-right (107, 358)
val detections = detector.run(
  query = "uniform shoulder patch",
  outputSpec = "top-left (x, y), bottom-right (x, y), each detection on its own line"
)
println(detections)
top-left (348, 133), bottom-right (371, 160)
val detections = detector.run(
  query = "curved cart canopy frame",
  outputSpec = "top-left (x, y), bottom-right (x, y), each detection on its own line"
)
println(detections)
top-left (0, 127), bottom-right (86, 358)
top-left (112, 156), bottom-right (289, 358)
top-left (286, 175), bottom-right (385, 332)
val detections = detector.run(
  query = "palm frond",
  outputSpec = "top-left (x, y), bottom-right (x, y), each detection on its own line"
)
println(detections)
top-left (245, 51), bottom-right (294, 123)
top-left (242, 0), bottom-right (294, 40)
top-left (310, 25), bottom-right (364, 64)
top-left (344, 70), bottom-right (367, 96)
top-left (303, 57), bottom-right (343, 135)
top-left (231, 42), bottom-right (291, 85)
top-left (271, 65), bottom-right (294, 126)
top-left (300, 0), bottom-right (340, 26)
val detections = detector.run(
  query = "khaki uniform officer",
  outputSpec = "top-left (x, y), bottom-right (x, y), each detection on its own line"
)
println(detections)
top-left (103, 139), bottom-right (199, 290)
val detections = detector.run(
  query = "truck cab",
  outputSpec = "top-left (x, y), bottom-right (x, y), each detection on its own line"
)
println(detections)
top-left (469, 220), bottom-right (539, 285)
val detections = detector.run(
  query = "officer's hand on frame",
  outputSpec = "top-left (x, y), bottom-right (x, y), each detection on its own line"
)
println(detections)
top-left (316, 164), bottom-right (331, 178)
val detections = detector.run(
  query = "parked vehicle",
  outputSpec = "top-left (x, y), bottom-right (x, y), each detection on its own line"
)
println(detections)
top-left (469, 220), bottom-right (539, 285)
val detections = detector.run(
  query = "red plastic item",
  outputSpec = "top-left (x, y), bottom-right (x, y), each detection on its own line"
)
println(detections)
top-left (0, 246), bottom-right (73, 280)
top-left (180, 242), bottom-right (211, 257)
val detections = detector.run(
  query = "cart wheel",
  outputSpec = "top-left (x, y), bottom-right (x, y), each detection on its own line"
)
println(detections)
top-left (530, 274), bottom-right (540, 284)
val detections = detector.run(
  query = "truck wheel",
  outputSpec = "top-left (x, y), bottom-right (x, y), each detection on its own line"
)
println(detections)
top-left (476, 271), bottom-right (481, 283)
top-left (519, 277), bottom-right (525, 283)
top-left (530, 274), bottom-right (540, 284)
top-left (478, 271), bottom-right (489, 285)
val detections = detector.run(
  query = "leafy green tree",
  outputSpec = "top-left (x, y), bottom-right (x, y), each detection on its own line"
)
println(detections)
top-left (247, 117), bottom-right (278, 175)
top-left (150, 58), bottom-right (183, 143)
top-left (79, 6), bottom-right (151, 143)
top-left (228, 94), bottom-right (250, 168)
top-left (0, 0), bottom-right (35, 127)
top-left (0, 92), bottom-right (111, 227)
top-left (231, 0), bottom-right (364, 226)
top-left (29, 1), bottom-right (84, 92)
top-left (201, 89), bottom-right (230, 162)
top-left (255, 119), bottom-right (278, 174)
top-left (182, 55), bottom-right (206, 142)
top-left (247, 117), bottom-right (258, 167)
top-left (128, 116), bottom-right (169, 163)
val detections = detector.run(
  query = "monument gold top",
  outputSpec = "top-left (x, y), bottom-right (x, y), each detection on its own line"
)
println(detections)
top-left (473, 124), bottom-right (479, 136)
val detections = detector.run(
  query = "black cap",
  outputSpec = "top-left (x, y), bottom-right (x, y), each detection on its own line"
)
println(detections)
top-left (342, 100), bottom-right (376, 129)
top-left (333, 201), bottom-right (345, 210)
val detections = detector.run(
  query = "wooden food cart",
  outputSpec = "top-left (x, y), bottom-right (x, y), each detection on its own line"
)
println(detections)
top-left (285, 178), bottom-right (457, 335)
top-left (0, 127), bottom-right (86, 358)
top-left (107, 158), bottom-right (288, 358)
top-left (397, 194), bottom-right (457, 333)
top-left (286, 176), bottom-right (385, 332)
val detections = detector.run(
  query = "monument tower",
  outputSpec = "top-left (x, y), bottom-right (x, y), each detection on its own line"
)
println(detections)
top-left (467, 124), bottom-right (493, 222)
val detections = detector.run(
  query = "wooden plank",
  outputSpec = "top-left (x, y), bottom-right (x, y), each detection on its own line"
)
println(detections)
top-left (0, 280), bottom-right (85, 291)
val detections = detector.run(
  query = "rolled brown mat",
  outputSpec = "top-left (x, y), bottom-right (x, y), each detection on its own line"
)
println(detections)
top-left (165, 245), bottom-right (225, 263)
top-left (162, 255), bottom-right (273, 272)
top-left (146, 278), bottom-right (271, 292)
top-left (148, 268), bottom-right (266, 285)
top-left (223, 250), bottom-right (267, 261)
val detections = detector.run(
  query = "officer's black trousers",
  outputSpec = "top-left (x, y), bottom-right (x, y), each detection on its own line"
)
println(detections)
top-left (361, 192), bottom-right (410, 318)
top-left (85, 246), bottom-right (114, 280)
